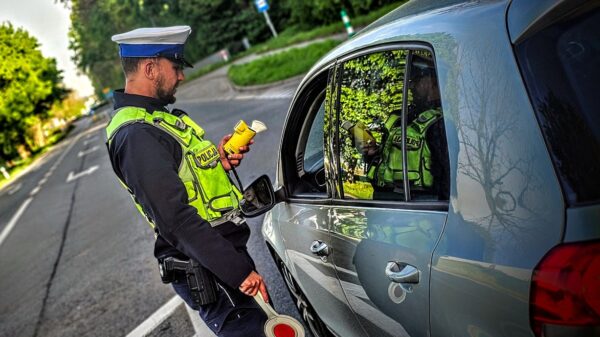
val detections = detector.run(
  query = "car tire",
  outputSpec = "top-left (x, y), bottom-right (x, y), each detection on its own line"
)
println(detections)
top-left (276, 259), bottom-right (333, 337)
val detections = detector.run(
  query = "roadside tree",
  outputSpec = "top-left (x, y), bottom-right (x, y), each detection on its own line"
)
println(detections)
top-left (0, 23), bottom-right (68, 160)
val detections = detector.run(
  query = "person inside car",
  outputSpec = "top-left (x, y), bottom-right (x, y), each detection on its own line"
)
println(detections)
top-left (352, 54), bottom-right (449, 201)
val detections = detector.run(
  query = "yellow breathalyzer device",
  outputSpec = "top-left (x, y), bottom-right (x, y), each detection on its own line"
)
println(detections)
top-left (224, 120), bottom-right (267, 154)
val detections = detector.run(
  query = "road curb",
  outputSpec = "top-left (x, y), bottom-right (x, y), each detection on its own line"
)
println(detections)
top-left (230, 74), bottom-right (306, 92)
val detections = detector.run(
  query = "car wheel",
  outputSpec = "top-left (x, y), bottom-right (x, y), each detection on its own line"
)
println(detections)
top-left (278, 260), bottom-right (333, 337)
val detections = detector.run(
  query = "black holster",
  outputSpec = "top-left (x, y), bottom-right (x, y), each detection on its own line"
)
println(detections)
top-left (158, 257), bottom-right (218, 306)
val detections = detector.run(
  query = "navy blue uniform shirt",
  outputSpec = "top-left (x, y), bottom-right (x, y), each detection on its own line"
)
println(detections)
top-left (108, 90), bottom-right (254, 289)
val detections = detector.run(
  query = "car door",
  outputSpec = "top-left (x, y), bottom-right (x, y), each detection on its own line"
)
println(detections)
top-left (272, 68), bottom-right (367, 337)
top-left (325, 47), bottom-right (450, 337)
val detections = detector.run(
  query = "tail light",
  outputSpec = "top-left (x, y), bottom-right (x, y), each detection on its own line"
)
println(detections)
top-left (530, 240), bottom-right (600, 336)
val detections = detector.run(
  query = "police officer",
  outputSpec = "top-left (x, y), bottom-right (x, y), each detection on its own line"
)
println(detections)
top-left (106, 26), bottom-right (268, 336)
top-left (364, 54), bottom-right (448, 200)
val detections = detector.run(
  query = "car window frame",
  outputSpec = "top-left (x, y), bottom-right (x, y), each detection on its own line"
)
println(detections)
top-left (281, 66), bottom-right (334, 205)
top-left (330, 42), bottom-right (449, 211)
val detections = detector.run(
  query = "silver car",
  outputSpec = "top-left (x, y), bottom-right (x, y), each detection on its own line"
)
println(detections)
top-left (252, 1), bottom-right (600, 336)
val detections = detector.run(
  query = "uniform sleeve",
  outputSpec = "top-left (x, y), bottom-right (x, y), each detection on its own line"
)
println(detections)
top-left (110, 124), bottom-right (253, 288)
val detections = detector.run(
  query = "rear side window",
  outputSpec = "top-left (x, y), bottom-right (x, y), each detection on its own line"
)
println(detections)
top-left (336, 49), bottom-right (449, 202)
top-left (515, 5), bottom-right (600, 205)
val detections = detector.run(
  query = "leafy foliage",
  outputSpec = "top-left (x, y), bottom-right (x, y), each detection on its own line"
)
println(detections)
top-left (337, 50), bottom-right (407, 191)
top-left (66, 0), bottom-right (288, 95)
top-left (282, 0), bottom-right (399, 28)
top-left (0, 23), bottom-right (68, 159)
top-left (339, 50), bottom-right (407, 140)
top-left (65, 0), bottom-right (403, 94)
top-left (50, 91), bottom-right (86, 122)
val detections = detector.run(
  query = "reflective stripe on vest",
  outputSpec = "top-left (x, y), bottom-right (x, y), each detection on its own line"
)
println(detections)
top-left (106, 107), bottom-right (242, 229)
top-left (368, 108), bottom-right (442, 188)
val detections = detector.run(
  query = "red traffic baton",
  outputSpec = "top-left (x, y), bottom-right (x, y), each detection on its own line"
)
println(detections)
top-left (255, 292), bottom-right (305, 337)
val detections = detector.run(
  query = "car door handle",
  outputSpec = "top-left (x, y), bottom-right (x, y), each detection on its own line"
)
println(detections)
top-left (310, 240), bottom-right (330, 257)
top-left (385, 262), bottom-right (420, 283)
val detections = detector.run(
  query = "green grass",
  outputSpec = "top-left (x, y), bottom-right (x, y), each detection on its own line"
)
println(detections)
top-left (228, 39), bottom-right (340, 86)
top-left (184, 1), bottom-right (406, 83)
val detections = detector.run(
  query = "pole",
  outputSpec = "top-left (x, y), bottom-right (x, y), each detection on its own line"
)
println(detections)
top-left (340, 9), bottom-right (355, 37)
top-left (0, 166), bottom-right (10, 180)
top-left (263, 11), bottom-right (278, 38)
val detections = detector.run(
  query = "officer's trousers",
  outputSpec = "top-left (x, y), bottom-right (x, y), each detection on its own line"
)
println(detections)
top-left (172, 279), bottom-right (267, 337)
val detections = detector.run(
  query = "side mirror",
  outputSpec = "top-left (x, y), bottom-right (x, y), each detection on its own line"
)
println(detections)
top-left (239, 175), bottom-right (276, 218)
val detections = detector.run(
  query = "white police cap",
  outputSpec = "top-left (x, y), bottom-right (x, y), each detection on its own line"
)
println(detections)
top-left (112, 26), bottom-right (193, 67)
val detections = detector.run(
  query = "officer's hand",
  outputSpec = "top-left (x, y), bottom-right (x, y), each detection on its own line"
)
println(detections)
top-left (239, 270), bottom-right (269, 303)
top-left (218, 134), bottom-right (254, 171)
top-left (361, 142), bottom-right (379, 157)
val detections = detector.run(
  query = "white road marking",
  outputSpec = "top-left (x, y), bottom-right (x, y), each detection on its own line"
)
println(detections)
top-left (125, 296), bottom-right (183, 337)
top-left (7, 183), bottom-right (22, 195)
top-left (30, 186), bottom-right (41, 196)
top-left (236, 95), bottom-right (255, 100)
top-left (125, 295), bottom-right (216, 337)
top-left (0, 198), bottom-right (33, 248)
top-left (0, 122), bottom-right (105, 194)
top-left (83, 137), bottom-right (98, 145)
top-left (38, 178), bottom-right (47, 185)
top-left (233, 89), bottom-right (294, 101)
top-left (0, 123), bottom-right (107, 248)
top-left (77, 145), bottom-right (100, 157)
top-left (49, 124), bottom-right (103, 173)
top-left (66, 165), bottom-right (99, 183)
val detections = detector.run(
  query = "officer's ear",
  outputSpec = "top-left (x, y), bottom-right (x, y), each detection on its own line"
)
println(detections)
top-left (142, 58), bottom-right (159, 80)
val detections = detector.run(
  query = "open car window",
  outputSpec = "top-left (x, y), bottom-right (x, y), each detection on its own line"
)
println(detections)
top-left (295, 94), bottom-right (327, 196)
top-left (283, 72), bottom-right (330, 199)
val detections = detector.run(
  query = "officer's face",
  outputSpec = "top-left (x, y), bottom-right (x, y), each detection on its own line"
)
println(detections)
top-left (155, 58), bottom-right (185, 104)
top-left (412, 75), bottom-right (430, 96)
top-left (411, 75), bottom-right (436, 107)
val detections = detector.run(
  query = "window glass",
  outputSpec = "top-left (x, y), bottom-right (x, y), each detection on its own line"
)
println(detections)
top-left (304, 100), bottom-right (325, 165)
top-left (287, 74), bottom-right (329, 197)
top-left (405, 51), bottom-right (449, 201)
top-left (292, 94), bottom-right (327, 196)
top-left (515, 6), bottom-right (600, 205)
top-left (338, 49), bottom-right (449, 201)
top-left (339, 50), bottom-right (407, 200)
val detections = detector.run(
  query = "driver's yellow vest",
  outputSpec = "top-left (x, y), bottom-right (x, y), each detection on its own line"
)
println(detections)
top-left (106, 107), bottom-right (242, 230)
top-left (368, 108), bottom-right (442, 188)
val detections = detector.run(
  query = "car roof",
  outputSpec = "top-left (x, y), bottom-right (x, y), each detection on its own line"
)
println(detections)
top-left (300, 0), bottom-right (511, 85)
top-left (507, 0), bottom-right (582, 44)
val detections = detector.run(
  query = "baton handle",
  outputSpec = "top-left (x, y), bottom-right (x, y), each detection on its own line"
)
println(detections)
top-left (254, 292), bottom-right (278, 319)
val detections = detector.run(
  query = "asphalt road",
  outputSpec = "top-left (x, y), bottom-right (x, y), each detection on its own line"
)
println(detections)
top-left (0, 94), bottom-right (300, 337)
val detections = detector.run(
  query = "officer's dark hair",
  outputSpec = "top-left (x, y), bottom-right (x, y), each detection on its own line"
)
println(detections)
top-left (120, 57), bottom-right (155, 76)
